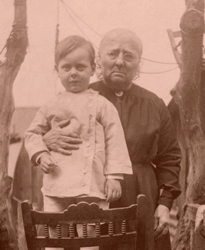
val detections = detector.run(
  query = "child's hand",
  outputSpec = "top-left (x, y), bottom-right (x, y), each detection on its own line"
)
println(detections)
top-left (39, 153), bottom-right (57, 174)
top-left (105, 179), bottom-right (122, 202)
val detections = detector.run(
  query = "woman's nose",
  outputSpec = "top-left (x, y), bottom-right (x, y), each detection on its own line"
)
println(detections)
top-left (115, 53), bottom-right (124, 65)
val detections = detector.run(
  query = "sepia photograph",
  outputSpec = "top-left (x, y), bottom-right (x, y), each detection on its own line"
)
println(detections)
top-left (0, 0), bottom-right (204, 249)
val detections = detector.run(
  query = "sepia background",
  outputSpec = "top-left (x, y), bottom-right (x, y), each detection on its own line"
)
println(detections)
top-left (0, 1), bottom-right (190, 247)
top-left (1, 0), bottom-right (185, 107)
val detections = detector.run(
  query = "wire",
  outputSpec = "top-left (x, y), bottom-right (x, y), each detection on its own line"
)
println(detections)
top-left (141, 57), bottom-right (178, 65)
top-left (0, 61), bottom-right (6, 67)
top-left (0, 30), bottom-right (12, 55)
top-left (141, 66), bottom-right (179, 74)
top-left (0, 44), bottom-right (6, 55)
top-left (55, 0), bottom-right (60, 48)
top-left (59, 1), bottom-right (179, 75)
top-left (61, 1), bottom-right (88, 38)
top-left (60, 0), bottom-right (99, 49)
top-left (57, 0), bottom-right (60, 23)
top-left (0, 30), bottom-right (13, 67)
top-left (60, 0), bottom-right (181, 66)
top-left (61, 0), bottom-right (102, 38)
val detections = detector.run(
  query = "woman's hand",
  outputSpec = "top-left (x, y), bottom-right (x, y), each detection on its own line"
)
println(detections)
top-left (154, 204), bottom-right (170, 239)
top-left (195, 205), bottom-right (205, 233)
top-left (43, 119), bottom-right (82, 155)
top-left (105, 179), bottom-right (122, 202)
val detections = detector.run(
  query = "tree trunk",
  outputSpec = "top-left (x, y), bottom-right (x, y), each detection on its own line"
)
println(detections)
top-left (172, 0), bottom-right (204, 249)
top-left (0, 0), bottom-right (28, 249)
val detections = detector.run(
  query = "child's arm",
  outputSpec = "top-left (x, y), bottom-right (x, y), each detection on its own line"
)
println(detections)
top-left (39, 152), bottom-right (57, 174)
top-left (25, 107), bottom-right (50, 163)
top-left (98, 96), bottom-right (133, 176)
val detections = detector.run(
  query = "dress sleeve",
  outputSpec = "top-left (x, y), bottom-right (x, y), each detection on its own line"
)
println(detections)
top-left (97, 96), bottom-right (132, 176)
top-left (24, 106), bottom-right (50, 162)
top-left (153, 99), bottom-right (181, 209)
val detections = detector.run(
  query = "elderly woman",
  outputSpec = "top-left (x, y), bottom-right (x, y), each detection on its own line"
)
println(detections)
top-left (43, 29), bottom-right (181, 250)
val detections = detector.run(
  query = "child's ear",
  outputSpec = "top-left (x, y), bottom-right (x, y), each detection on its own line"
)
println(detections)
top-left (91, 63), bottom-right (96, 76)
top-left (55, 64), bottom-right (58, 72)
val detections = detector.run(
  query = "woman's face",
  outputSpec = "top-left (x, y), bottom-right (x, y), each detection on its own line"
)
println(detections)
top-left (98, 35), bottom-right (140, 91)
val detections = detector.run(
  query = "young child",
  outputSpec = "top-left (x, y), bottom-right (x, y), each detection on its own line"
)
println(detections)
top-left (25, 35), bottom-right (132, 250)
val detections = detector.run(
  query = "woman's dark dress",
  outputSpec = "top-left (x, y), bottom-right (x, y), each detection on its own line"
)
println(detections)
top-left (90, 81), bottom-right (181, 250)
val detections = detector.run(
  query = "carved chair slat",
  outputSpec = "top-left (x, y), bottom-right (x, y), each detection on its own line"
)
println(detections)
top-left (21, 196), bottom-right (148, 250)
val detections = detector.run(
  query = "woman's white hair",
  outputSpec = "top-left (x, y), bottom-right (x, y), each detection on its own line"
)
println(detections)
top-left (99, 28), bottom-right (143, 57)
top-left (96, 28), bottom-right (143, 81)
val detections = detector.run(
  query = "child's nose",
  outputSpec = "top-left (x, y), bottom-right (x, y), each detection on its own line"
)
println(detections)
top-left (70, 67), bottom-right (77, 76)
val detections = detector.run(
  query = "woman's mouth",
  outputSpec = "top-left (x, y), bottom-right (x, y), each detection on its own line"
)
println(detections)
top-left (112, 71), bottom-right (125, 77)
top-left (113, 69), bottom-right (125, 73)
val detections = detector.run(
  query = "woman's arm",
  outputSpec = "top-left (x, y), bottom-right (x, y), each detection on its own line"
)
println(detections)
top-left (43, 119), bottom-right (82, 155)
top-left (43, 120), bottom-right (82, 155)
top-left (153, 99), bottom-right (181, 238)
top-left (153, 99), bottom-right (181, 209)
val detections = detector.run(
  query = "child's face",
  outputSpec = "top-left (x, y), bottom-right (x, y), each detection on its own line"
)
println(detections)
top-left (56, 47), bottom-right (95, 93)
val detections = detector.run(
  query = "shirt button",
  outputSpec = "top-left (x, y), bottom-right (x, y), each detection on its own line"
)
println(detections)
top-left (87, 128), bottom-right (92, 134)
top-left (82, 182), bottom-right (86, 187)
top-left (84, 134), bottom-right (89, 140)
top-left (85, 141), bottom-right (90, 147)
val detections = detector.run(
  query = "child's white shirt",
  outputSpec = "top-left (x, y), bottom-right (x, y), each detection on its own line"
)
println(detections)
top-left (25, 89), bottom-right (132, 199)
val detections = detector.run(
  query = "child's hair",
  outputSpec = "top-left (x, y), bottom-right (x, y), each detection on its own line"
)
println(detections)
top-left (55, 35), bottom-right (95, 66)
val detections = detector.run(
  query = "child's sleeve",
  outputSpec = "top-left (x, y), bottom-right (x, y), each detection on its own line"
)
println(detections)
top-left (98, 96), bottom-right (132, 176)
top-left (24, 106), bottom-right (50, 163)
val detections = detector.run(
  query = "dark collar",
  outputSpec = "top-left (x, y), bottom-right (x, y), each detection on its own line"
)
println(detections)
top-left (89, 81), bottom-right (134, 98)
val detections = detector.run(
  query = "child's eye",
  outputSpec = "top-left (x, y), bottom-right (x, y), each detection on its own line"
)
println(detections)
top-left (77, 65), bottom-right (85, 71)
top-left (63, 65), bottom-right (71, 71)
top-left (108, 51), bottom-right (118, 59)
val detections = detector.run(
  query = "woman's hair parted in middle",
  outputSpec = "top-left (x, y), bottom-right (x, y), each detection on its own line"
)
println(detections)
top-left (55, 35), bottom-right (95, 66)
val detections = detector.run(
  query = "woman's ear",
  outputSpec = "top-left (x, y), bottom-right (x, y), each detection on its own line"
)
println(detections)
top-left (95, 53), bottom-right (103, 80)
top-left (96, 52), bottom-right (101, 67)
top-left (91, 63), bottom-right (96, 76)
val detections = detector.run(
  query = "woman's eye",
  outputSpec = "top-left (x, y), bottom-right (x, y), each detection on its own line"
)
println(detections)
top-left (108, 51), bottom-right (118, 59)
top-left (123, 53), bottom-right (135, 62)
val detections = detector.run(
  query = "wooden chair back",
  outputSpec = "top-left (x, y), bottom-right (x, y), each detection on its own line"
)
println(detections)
top-left (21, 196), bottom-right (144, 250)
